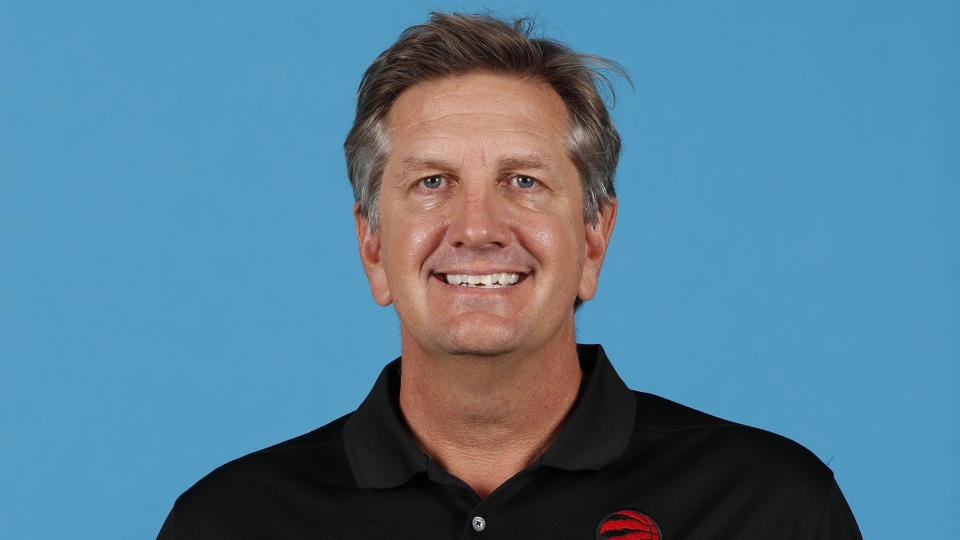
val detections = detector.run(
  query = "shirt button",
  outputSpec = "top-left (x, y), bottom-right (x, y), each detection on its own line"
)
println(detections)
top-left (471, 516), bottom-right (486, 532)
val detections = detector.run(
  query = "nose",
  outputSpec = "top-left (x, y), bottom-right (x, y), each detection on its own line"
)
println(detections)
top-left (446, 182), bottom-right (511, 248)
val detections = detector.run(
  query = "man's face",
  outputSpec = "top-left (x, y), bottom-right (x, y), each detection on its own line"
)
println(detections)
top-left (356, 72), bottom-right (615, 358)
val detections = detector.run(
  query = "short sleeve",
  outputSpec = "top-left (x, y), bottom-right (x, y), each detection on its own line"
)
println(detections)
top-left (156, 507), bottom-right (176, 540)
top-left (813, 479), bottom-right (862, 539)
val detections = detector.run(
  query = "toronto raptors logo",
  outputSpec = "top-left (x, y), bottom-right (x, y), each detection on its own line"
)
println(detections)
top-left (595, 509), bottom-right (661, 539)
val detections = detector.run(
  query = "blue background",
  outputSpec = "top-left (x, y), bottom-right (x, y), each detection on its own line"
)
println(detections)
top-left (2, 1), bottom-right (957, 538)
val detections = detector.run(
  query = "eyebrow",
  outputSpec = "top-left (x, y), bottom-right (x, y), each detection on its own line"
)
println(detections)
top-left (396, 153), bottom-right (552, 179)
top-left (498, 155), bottom-right (551, 172)
top-left (397, 157), bottom-right (452, 178)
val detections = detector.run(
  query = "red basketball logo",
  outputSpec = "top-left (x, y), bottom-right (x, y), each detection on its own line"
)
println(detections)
top-left (595, 509), bottom-right (661, 540)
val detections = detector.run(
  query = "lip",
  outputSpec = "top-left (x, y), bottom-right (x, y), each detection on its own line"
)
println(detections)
top-left (432, 268), bottom-right (530, 275)
top-left (431, 271), bottom-right (531, 288)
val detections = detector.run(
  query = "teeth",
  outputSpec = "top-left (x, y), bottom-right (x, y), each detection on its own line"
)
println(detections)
top-left (444, 273), bottom-right (521, 288)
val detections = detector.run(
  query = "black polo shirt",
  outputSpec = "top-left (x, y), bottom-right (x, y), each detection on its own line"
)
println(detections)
top-left (158, 344), bottom-right (861, 539)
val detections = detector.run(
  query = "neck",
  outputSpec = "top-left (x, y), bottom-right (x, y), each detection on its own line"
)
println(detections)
top-left (397, 323), bottom-right (582, 498)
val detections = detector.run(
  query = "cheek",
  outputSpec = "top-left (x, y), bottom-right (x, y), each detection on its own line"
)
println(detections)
top-left (408, 225), bottom-right (436, 256)
top-left (382, 211), bottom-right (447, 279)
top-left (523, 213), bottom-right (586, 271)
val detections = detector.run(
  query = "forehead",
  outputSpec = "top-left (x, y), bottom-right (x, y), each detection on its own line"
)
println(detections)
top-left (386, 72), bottom-right (571, 164)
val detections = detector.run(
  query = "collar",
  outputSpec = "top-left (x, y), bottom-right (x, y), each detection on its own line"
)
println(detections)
top-left (343, 344), bottom-right (637, 489)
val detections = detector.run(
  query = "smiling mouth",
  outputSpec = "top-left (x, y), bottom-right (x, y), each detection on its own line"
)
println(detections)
top-left (436, 272), bottom-right (526, 288)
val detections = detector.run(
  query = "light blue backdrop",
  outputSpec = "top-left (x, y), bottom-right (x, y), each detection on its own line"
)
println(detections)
top-left (2, 1), bottom-right (957, 538)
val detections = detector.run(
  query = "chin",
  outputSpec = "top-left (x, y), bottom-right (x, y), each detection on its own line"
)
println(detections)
top-left (446, 343), bottom-right (516, 358)
top-left (440, 322), bottom-right (523, 358)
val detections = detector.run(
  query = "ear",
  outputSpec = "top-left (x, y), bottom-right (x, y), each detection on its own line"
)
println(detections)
top-left (354, 203), bottom-right (392, 306)
top-left (577, 199), bottom-right (617, 302)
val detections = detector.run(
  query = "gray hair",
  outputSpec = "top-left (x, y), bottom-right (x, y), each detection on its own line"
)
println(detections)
top-left (344, 12), bottom-right (627, 230)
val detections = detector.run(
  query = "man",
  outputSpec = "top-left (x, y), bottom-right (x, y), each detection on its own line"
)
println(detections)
top-left (158, 13), bottom-right (861, 539)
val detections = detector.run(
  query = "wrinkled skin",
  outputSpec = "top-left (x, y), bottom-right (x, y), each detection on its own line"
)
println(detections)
top-left (355, 72), bottom-right (616, 360)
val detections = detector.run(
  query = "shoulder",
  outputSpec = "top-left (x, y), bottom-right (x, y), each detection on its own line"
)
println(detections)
top-left (165, 414), bottom-right (356, 535)
top-left (631, 391), bottom-right (835, 493)
top-left (194, 412), bottom-right (354, 490)
top-left (616, 392), bottom-right (860, 538)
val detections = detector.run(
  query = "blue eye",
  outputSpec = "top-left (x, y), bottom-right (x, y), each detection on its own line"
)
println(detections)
top-left (420, 175), bottom-right (444, 189)
top-left (513, 175), bottom-right (537, 188)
